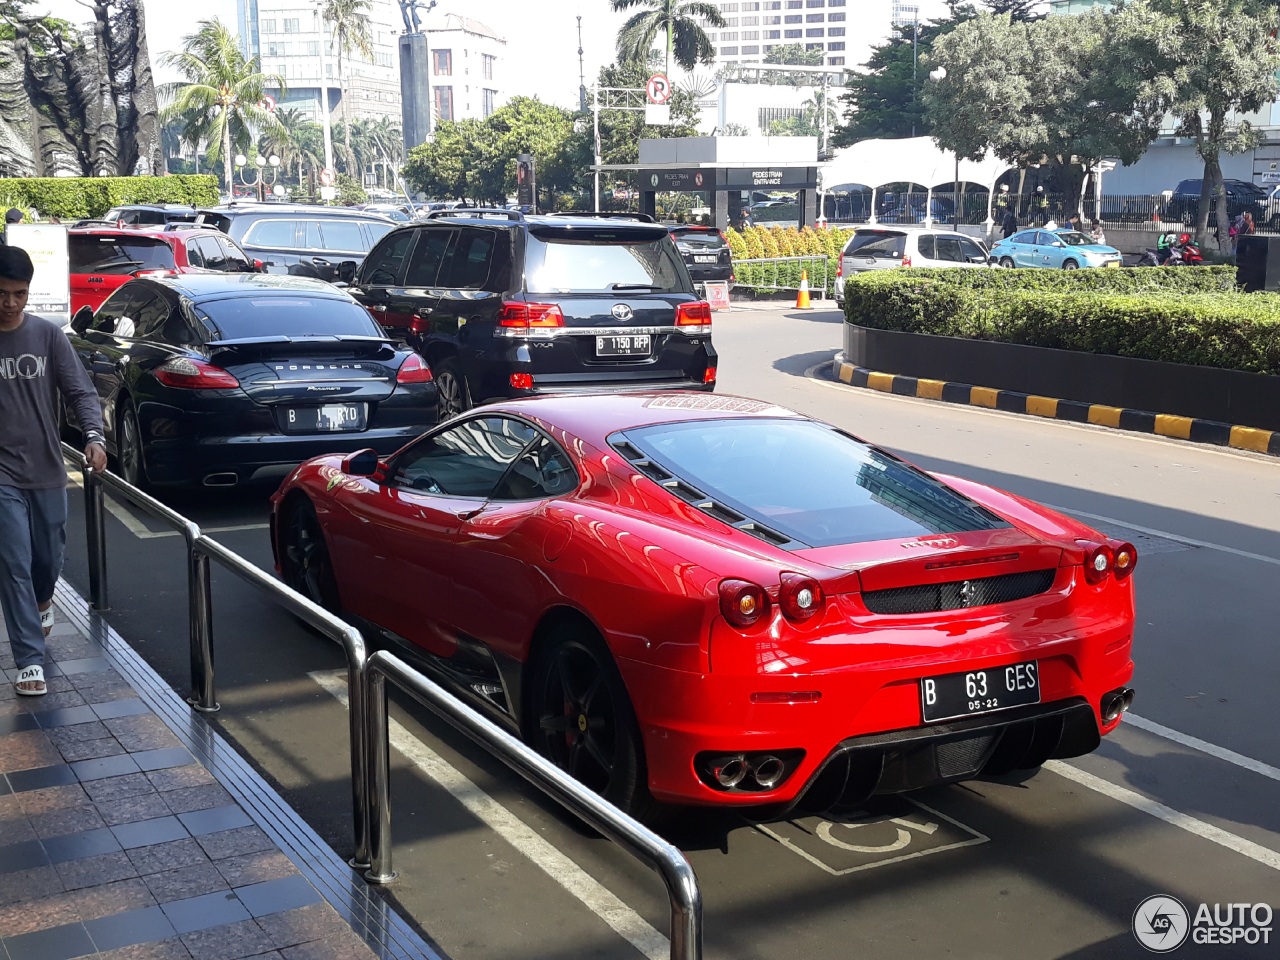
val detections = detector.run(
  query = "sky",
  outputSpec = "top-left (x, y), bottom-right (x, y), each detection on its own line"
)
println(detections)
top-left (35, 0), bottom-right (635, 110)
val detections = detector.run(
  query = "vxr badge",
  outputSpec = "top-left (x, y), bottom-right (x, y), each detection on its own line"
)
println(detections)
top-left (611, 304), bottom-right (634, 321)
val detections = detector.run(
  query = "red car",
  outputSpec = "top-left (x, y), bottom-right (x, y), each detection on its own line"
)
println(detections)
top-left (70, 226), bottom-right (259, 313)
top-left (271, 393), bottom-right (1136, 820)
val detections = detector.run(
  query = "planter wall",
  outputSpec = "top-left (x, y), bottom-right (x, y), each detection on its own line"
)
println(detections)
top-left (843, 323), bottom-right (1280, 432)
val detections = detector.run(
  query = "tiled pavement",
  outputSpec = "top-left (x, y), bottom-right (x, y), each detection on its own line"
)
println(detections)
top-left (0, 588), bottom-right (438, 960)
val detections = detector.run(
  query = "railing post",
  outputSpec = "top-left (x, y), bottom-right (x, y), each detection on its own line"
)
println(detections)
top-left (345, 636), bottom-right (371, 871)
top-left (186, 543), bottom-right (218, 713)
top-left (364, 662), bottom-right (396, 883)
top-left (83, 467), bottom-right (108, 611)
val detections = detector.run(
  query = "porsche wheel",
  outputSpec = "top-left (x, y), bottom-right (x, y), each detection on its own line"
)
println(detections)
top-left (280, 498), bottom-right (341, 613)
top-left (117, 401), bottom-right (148, 489)
top-left (434, 358), bottom-right (471, 422)
top-left (531, 628), bottom-right (658, 821)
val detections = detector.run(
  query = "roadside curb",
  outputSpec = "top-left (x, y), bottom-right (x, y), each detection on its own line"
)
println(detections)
top-left (831, 355), bottom-right (1280, 457)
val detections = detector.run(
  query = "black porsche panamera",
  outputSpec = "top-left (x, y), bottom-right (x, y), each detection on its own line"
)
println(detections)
top-left (64, 274), bottom-right (438, 488)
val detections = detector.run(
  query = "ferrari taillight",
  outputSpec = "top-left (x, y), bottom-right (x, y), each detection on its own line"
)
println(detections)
top-left (1083, 543), bottom-right (1113, 584)
top-left (719, 579), bottom-right (769, 629)
top-left (1110, 540), bottom-right (1138, 580)
top-left (779, 573), bottom-right (823, 622)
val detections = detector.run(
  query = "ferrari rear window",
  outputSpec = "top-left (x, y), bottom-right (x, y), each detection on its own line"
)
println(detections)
top-left (619, 419), bottom-right (1007, 548)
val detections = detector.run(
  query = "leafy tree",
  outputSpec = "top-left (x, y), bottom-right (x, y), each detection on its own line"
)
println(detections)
top-left (322, 0), bottom-right (374, 154)
top-left (162, 19), bottom-right (284, 189)
top-left (924, 8), bottom-right (1168, 214)
top-left (588, 58), bottom-right (700, 170)
top-left (1146, 0), bottom-right (1280, 249)
top-left (259, 107), bottom-right (321, 186)
top-left (947, 0), bottom-right (1043, 18)
top-left (612, 0), bottom-right (726, 77)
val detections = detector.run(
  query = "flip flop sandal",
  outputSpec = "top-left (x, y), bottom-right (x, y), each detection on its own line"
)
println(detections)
top-left (40, 606), bottom-right (54, 637)
top-left (15, 665), bottom-right (46, 697)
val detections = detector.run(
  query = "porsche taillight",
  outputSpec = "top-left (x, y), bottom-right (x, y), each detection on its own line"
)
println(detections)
top-left (395, 353), bottom-right (433, 384)
top-left (719, 579), bottom-right (769, 629)
top-left (154, 357), bottom-right (239, 389)
top-left (779, 572), bottom-right (823, 622)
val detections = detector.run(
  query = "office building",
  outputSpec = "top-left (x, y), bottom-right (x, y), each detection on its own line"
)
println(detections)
top-left (422, 13), bottom-right (507, 123)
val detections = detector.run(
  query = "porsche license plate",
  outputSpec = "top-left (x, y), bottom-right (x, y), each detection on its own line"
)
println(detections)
top-left (596, 335), bottom-right (651, 357)
top-left (920, 661), bottom-right (1040, 723)
top-left (283, 403), bottom-right (366, 434)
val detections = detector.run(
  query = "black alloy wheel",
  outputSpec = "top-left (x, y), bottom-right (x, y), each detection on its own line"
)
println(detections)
top-left (531, 629), bottom-right (657, 821)
top-left (281, 498), bottom-right (341, 613)
top-left (433, 358), bottom-right (471, 422)
top-left (117, 401), bottom-right (147, 489)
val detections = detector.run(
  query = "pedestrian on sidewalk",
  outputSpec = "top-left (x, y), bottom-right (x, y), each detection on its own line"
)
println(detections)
top-left (0, 246), bottom-right (106, 696)
top-left (1001, 208), bottom-right (1018, 239)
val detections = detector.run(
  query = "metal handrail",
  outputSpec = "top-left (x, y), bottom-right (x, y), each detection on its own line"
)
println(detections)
top-left (731, 254), bottom-right (830, 296)
top-left (62, 445), bottom-right (372, 871)
top-left (363, 650), bottom-right (702, 959)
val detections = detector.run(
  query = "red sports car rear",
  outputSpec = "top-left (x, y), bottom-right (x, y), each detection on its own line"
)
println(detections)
top-left (271, 393), bottom-right (1136, 819)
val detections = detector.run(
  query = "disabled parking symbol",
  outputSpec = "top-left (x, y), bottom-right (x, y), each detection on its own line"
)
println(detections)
top-left (755, 797), bottom-right (988, 875)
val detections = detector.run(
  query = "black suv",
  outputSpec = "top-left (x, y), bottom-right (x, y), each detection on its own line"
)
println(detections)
top-left (665, 223), bottom-right (733, 285)
top-left (193, 203), bottom-right (396, 283)
top-left (1164, 179), bottom-right (1266, 226)
top-left (104, 204), bottom-right (198, 226)
top-left (348, 209), bottom-right (717, 420)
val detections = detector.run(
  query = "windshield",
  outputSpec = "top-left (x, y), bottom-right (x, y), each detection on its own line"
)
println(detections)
top-left (70, 235), bottom-right (175, 274)
top-left (524, 231), bottom-right (689, 293)
top-left (619, 419), bottom-right (1007, 548)
top-left (197, 296), bottom-right (385, 340)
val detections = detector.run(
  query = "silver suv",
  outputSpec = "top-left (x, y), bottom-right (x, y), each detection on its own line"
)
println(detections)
top-left (835, 227), bottom-right (990, 306)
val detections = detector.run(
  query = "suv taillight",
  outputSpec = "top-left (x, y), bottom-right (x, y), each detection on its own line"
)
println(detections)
top-left (154, 357), bottom-right (239, 389)
top-left (497, 301), bottom-right (564, 331)
top-left (676, 301), bottom-right (712, 333)
top-left (902, 255), bottom-right (913, 268)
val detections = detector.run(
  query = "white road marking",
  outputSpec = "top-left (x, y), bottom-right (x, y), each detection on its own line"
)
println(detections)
top-left (309, 670), bottom-right (669, 960)
top-left (65, 466), bottom-right (268, 539)
top-left (1047, 761), bottom-right (1280, 872)
top-left (1122, 714), bottom-right (1280, 784)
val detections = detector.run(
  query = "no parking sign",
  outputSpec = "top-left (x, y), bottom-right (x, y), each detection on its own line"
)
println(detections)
top-left (705, 280), bottom-right (731, 311)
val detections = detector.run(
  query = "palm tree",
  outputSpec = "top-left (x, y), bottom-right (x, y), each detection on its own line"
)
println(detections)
top-left (162, 19), bottom-right (284, 190)
top-left (612, 0), bottom-right (725, 79)
top-left (260, 107), bottom-right (317, 185)
top-left (321, 0), bottom-right (374, 153)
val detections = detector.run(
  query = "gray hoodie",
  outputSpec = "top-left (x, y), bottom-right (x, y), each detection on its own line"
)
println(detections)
top-left (0, 313), bottom-right (105, 488)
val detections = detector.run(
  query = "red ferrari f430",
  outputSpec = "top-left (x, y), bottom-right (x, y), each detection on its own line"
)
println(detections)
top-left (271, 393), bottom-right (1136, 819)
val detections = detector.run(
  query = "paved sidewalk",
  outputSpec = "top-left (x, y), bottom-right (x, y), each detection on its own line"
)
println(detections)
top-left (0, 589), bottom-right (419, 960)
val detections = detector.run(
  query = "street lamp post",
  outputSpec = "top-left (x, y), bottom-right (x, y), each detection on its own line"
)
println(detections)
top-left (926, 66), bottom-right (959, 227)
top-left (235, 154), bottom-right (282, 201)
top-left (313, 3), bottom-right (335, 184)
top-left (911, 12), bottom-right (920, 138)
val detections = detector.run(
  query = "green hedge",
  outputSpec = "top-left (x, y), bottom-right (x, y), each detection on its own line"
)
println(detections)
top-left (843, 268), bottom-right (1280, 375)
top-left (0, 175), bottom-right (220, 221)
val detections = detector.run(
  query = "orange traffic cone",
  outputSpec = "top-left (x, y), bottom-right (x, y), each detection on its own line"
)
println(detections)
top-left (795, 269), bottom-right (812, 310)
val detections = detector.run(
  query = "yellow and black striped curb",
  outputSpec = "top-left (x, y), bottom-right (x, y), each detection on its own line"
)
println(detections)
top-left (832, 358), bottom-right (1280, 457)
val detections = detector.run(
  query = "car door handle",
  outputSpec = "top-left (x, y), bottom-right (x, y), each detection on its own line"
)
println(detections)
top-left (368, 304), bottom-right (387, 312)
top-left (311, 257), bottom-right (331, 265)
top-left (415, 306), bottom-right (434, 317)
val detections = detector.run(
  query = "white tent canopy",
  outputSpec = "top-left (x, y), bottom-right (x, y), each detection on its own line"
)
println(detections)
top-left (820, 137), bottom-right (1015, 224)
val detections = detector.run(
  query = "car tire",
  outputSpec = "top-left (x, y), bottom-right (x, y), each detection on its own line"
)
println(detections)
top-left (999, 257), bottom-right (1015, 269)
top-left (433, 358), bottom-right (471, 422)
top-left (530, 625), bottom-right (662, 823)
top-left (116, 400), bottom-right (148, 490)
top-left (279, 497), bottom-right (342, 614)
top-left (1062, 259), bottom-right (1079, 270)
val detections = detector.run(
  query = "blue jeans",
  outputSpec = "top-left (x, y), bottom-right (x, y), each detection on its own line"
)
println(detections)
top-left (0, 484), bottom-right (68, 671)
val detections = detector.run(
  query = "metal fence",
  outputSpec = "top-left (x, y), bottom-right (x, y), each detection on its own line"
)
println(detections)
top-left (733, 255), bottom-right (831, 296)
top-left (63, 447), bottom-right (704, 959)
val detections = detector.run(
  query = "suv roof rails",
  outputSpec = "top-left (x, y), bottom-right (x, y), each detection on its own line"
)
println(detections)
top-left (548, 211), bottom-right (656, 223)
top-left (70, 219), bottom-right (119, 228)
top-left (162, 221), bottom-right (219, 231)
top-left (424, 208), bottom-right (525, 221)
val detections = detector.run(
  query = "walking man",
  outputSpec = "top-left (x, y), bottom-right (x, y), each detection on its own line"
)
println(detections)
top-left (0, 246), bottom-right (106, 696)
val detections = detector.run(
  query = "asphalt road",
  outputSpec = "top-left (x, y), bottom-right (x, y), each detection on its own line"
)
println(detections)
top-left (58, 298), bottom-right (1280, 960)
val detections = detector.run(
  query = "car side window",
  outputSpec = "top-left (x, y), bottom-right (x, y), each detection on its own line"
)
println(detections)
top-left (1011, 231), bottom-right (1036, 245)
top-left (958, 238), bottom-right (986, 261)
top-left (1035, 231), bottom-right (1058, 246)
top-left (492, 436), bottom-right (578, 500)
top-left (160, 299), bottom-right (206, 346)
top-left (318, 220), bottom-right (366, 252)
top-left (403, 228), bottom-right (454, 286)
top-left (439, 228), bottom-right (495, 290)
top-left (130, 292), bottom-right (171, 339)
top-left (246, 219), bottom-right (298, 248)
top-left (218, 237), bottom-right (252, 272)
top-left (390, 416), bottom-right (537, 498)
top-left (916, 235), bottom-right (936, 260)
top-left (186, 239), bottom-right (206, 268)
top-left (933, 237), bottom-right (963, 263)
top-left (362, 230), bottom-right (415, 285)
top-left (198, 236), bottom-right (229, 271)
top-left (89, 288), bottom-right (142, 334)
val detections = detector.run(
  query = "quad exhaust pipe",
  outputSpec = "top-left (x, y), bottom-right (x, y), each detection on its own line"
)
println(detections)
top-left (1101, 687), bottom-right (1135, 723)
top-left (711, 753), bottom-right (788, 790)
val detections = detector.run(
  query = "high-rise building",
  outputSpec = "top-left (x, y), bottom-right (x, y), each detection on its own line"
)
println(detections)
top-left (1047, 0), bottom-right (1114, 12)
top-left (421, 14), bottom-right (508, 123)
top-left (891, 2), bottom-right (920, 29)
